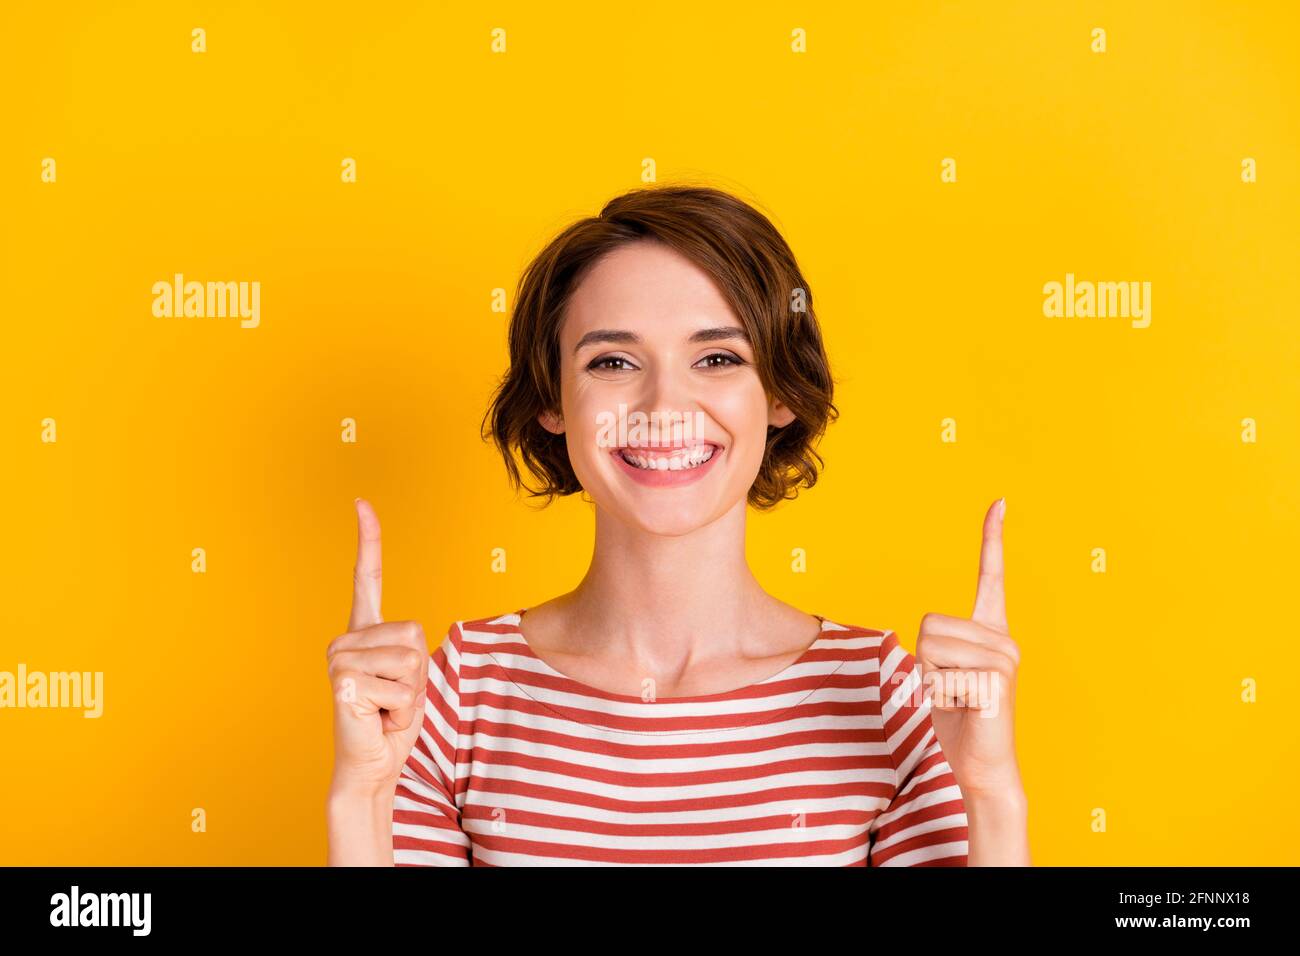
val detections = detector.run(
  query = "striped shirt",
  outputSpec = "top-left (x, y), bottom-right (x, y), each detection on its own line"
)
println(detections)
top-left (392, 608), bottom-right (969, 866)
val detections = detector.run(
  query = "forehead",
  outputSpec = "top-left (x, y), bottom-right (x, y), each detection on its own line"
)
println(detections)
top-left (561, 241), bottom-right (742, 342)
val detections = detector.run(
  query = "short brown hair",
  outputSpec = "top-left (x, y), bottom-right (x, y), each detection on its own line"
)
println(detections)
top-left (481, 183), bottom-right (839, 510)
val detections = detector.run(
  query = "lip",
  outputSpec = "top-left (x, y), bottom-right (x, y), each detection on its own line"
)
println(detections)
top-left (609, 442), bottom-right (723, 487)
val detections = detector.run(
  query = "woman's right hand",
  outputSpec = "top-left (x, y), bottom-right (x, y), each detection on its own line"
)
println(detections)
top-left (327, 498), bottom-right (428, 799)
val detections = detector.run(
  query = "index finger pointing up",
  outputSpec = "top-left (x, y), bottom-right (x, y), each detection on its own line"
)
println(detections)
top-left (349, 497), bottom-right (383, 631)
top-left (972, 497), bottom-right (1008, 633)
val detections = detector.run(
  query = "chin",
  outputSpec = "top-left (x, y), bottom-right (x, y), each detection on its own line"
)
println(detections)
top-left (625, 505), bottom-right (719, 537)
top-left (585, 482), bottom-right (727, 536)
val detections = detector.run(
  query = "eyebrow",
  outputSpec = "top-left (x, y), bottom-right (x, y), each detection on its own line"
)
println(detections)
top-left (572, 326), bottom-right (751, 355)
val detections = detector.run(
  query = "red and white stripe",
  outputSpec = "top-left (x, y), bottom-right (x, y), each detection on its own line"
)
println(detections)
top-left (393, 610), bottom-right (969, 866)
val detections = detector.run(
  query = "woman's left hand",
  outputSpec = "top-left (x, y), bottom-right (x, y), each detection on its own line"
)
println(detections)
top-left (916, 498), bottom-right (1024, 801)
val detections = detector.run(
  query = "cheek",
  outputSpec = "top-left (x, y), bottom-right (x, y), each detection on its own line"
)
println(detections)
top-left (562, 387), bottom-right (612, 472)
top-left (705, 385), bottom-right (769, 450)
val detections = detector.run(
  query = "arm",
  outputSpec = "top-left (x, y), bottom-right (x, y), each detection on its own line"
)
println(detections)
top-left (868, 630), bottom-right (970, 866)
top-left (966, 788), bottom-right (1030, 866)
top-left (390, 627), bottom-right (472, 866)
top-left (915, 497), bottom-right (1031, 866)
top-left (327, 639), bottom-right (472, 867)
top-left (326, 498), bottom-right (470, 866)
top-left (328, 785), bottom-right (396, 866)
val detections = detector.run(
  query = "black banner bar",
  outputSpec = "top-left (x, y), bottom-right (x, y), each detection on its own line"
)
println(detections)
top-left (0, 866), bottom-right (1290, 942)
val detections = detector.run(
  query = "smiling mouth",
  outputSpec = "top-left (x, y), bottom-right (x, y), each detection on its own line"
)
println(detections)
top-left (613, 443), bottom-right (719, 471)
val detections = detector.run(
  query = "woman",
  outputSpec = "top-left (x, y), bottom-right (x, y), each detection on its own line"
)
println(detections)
top-left (326, 185), bottom-right (1029, 866)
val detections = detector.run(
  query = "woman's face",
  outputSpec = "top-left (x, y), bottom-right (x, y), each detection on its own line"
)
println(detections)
top-left (540, 240), bottom-right (795, 536)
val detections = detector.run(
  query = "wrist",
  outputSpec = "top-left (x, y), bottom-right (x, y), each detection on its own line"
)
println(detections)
top-left (327, 781), bottom-right (396, 867)
top-left (964, 787), bottom-right (1030, 866)
top-left (964, 785), bottom-right (1028, 818)
top-left (328, 774), bottom-right (395, 807)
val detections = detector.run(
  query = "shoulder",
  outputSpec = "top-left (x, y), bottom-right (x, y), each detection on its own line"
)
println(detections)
top-left (813, 619), bottom-right (921, 689)
top-left (814, 616), bottom-right (895, 655)
top-left (422, 610), bottom-right (524, 705)
top-left (428, 609), bottom-right (527, 663)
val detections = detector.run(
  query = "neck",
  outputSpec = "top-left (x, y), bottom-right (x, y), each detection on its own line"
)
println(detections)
top-left (562, 497), bottom-right (772, 664)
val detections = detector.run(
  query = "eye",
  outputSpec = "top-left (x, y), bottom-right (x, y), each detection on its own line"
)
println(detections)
top-left (695, 352), bottom-right (745, 370)
top-left (586, 355), bottom-right (637, 372)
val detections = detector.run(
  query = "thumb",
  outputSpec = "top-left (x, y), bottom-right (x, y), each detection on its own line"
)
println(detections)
top-left (349, 497), bottom-right (383, 631)
top-left (972, 497), bottom-right (1008, 633)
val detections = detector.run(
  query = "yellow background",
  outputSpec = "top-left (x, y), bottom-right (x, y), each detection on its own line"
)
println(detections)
top-left (1, 1), bottom-right (1296, 865)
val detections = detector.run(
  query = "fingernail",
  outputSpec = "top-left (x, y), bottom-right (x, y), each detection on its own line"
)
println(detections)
top-left (998, 497), bottom-right (1006, 519)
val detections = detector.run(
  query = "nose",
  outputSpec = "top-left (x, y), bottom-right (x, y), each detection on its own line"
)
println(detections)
top-left (633, 362), bottom-right (703, 444)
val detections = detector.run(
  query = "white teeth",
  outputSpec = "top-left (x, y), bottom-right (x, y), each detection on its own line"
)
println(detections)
top-left (619, 445), bottom-right (716, 471)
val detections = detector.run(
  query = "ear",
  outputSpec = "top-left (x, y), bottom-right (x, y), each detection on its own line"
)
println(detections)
top-left (767, 396), bottom-right (796, 429)
top-left (538, 408), bottom-right (565, 435)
